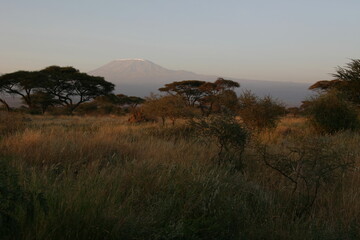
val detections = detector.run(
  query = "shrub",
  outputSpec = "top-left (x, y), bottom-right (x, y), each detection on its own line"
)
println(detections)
top-left (142, 95), bottom-right (197, 125)
top-left (190, 113), bottom-right (249, 169)
top-left (258, 135), bottom-right (354, 218)
top-left (307, 92), bottom-right (359, 134)
top-left (238, 91), bottom-right (286, 131)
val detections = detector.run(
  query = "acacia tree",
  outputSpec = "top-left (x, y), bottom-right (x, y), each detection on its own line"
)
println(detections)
top-left (0, 71), bottom-right (46, 109)
top-left (214, 78), bottom-right (240, 92)
top-left (309, 59), bottom-right (360, 105)
top-left (116, 94), bottom-right (145, 110)
top-left (40, 66), bottom-right (114, 114)
top-left (159, 80), bottom-right (206, 106)
top-left (115, 94), bottom-right (145, 120)
top-left (158, 78), bottom-right (240, 115)
top-left (199, 78), bottom-right (240, 115)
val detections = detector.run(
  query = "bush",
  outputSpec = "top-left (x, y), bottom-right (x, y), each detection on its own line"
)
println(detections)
top-left (258, 135), bottom-right (354, 218)
top-left (238, 91), bottom-right (286, 131)
top-left (190, 113), bottom-right (249, 169)
top-left (307, 93), bottom-right (359, 134)
top-left (142, 95), bottom-right (197, 125)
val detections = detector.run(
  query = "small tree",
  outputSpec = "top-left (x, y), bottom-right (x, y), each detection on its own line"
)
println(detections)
top-left (306, 92), bottom-right (359, 134)
top-left (238, 91), bottom-right (286, 131)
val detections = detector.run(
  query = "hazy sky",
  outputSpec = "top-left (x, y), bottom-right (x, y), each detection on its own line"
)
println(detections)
top-left (1, 0), bottom-right (359, 83)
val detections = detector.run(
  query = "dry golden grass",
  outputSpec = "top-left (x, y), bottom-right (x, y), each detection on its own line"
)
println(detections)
top-left (1, 114), bottom-right (360, 239)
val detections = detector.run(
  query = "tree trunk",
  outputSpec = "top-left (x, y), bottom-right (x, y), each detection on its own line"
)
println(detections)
top-left (0, 98), bottom-right (11, 112)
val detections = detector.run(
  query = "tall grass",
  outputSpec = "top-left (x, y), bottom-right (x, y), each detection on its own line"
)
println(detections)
top-left (1, 113), bottom-right (360, 239)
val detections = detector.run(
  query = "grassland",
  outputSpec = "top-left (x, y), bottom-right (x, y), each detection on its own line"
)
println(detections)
top-left (1, 113), bottom-right (360, 239)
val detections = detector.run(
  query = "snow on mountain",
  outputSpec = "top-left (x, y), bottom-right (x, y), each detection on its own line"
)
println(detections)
top-left (89, 59), bottom-right (212, 85)
top-left (89, 59), bottom-right (313, 106)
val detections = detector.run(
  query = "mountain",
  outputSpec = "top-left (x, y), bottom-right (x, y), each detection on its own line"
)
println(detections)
top-left (89, 59), bottom-right (212, 84)
top-left (89, 59), bottom-right (313, 106)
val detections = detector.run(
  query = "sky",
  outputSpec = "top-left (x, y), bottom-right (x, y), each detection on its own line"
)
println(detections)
top-left (0, 0), bottom-right (359, 83)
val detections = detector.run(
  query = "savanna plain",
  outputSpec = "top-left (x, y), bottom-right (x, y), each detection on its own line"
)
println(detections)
top-left (1, 112), bottom-right (360, 240)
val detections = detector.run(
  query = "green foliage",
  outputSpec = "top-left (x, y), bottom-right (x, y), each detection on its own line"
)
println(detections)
top-left (190, 113), bottom-right (249, 168)
top-left (238, 91), bottom-right (286, 130)
top-left (307, 92), bottom-right (359, 134)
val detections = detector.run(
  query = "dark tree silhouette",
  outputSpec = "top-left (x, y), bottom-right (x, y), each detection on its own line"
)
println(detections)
top-left (0, 71), bottom-right (46, 109)
top-left (116, 94), bottom-right (145, 109)
top-left (309, 59), bottom-right (360, 105)
top-left (199, 78), bottom-right (240, 115)
top-left (40, 66), bottom-right (114, 114)
top-left (159, 80), bottom-right (206, 106)
top-left (29, 91), bottom-right (60, 114)
top-left (159, 78), bottom-right (240, 115)
top-left (0, 85), bottom-right (11, 111)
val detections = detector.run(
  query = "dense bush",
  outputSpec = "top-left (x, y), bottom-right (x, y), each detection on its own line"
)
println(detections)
top-left (190, 113), bottom-right (249, 169)
top-left (307, 92), bottom-right (359, 134)
top-left (238, 91), bottom-right (286, 131)
top-left (142, 95), bottom-right (197, 125)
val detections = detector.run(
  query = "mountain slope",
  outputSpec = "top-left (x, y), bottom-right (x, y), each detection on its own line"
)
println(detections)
top-left (89, 59), bottom-right (212, 84)
top-left (90, 59), bottom-right (313, 106)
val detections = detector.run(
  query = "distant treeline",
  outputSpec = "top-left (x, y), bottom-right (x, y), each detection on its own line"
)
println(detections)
top-left (1, 59), bottom-right (360, 134)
